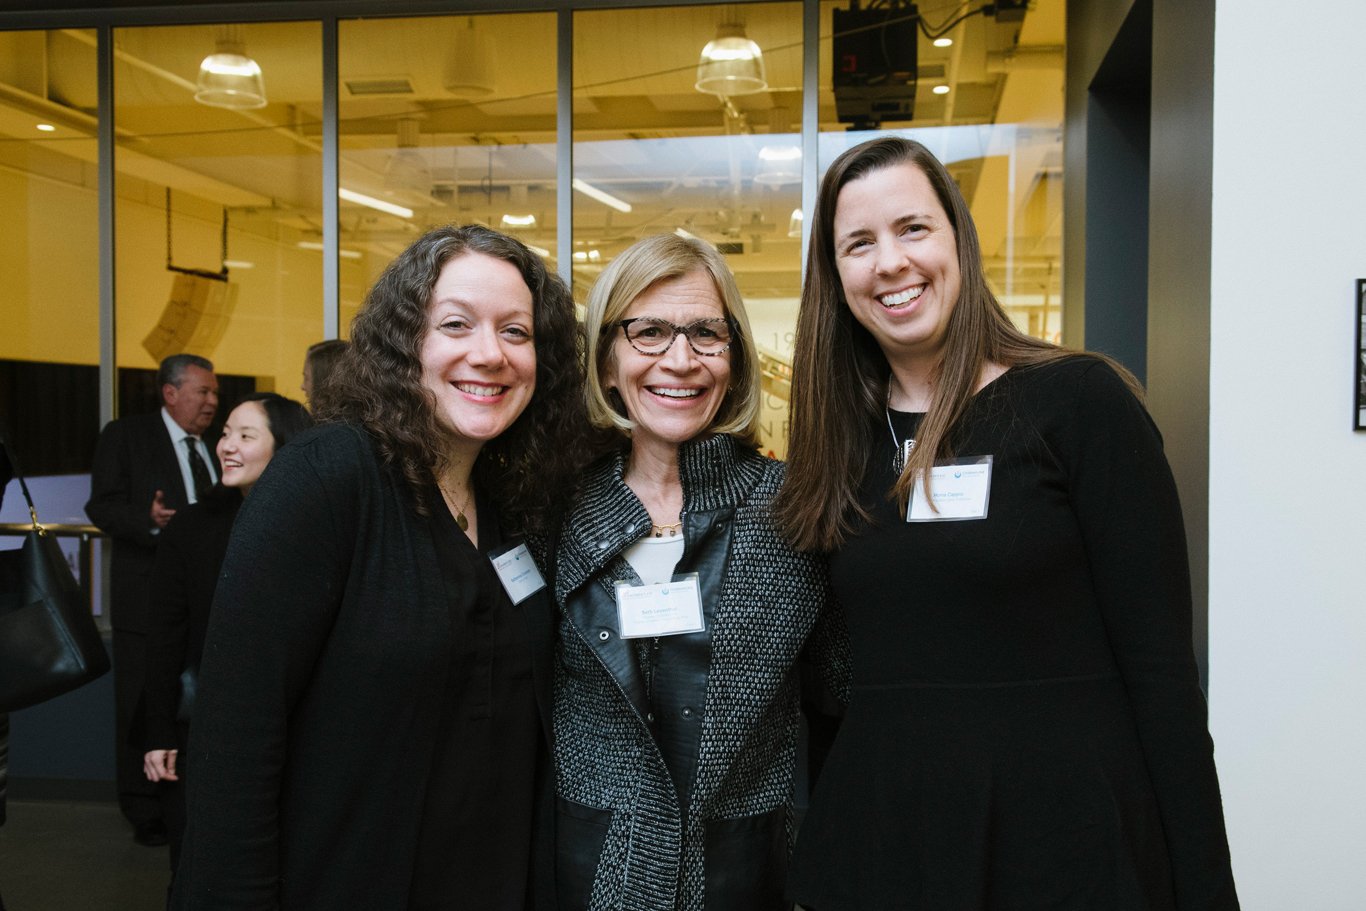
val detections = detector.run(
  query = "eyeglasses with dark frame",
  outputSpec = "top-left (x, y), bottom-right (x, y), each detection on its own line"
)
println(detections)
top-left (612, 317), bottom-right (734, 357)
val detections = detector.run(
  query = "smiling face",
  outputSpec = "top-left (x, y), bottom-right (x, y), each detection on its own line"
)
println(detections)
top-left (419, 251), bottom-right (537, 460)
top-left (832, 162), bottom-right (962, 367)
top-left (163, 364), bottom-right (219, 436)
top-left (607, 268), bottom-right (732, 455)
top-left (216, 401), bottom-right (275, 494)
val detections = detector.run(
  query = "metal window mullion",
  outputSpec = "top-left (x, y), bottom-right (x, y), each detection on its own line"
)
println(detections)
top-left (557, 8), bottom-right (573, 290)
top-left (98, 24), bottom-right (115, 425)
top-left (800, 0), bottom-right (818, 283)
top-left (322, 16), bottom-right (340, 339)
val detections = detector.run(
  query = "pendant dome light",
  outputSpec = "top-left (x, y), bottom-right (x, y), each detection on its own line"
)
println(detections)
top-left (383, 117), bottom-right (433, 200)
top-left (695, 18), bottom-right (767, 97)
top-left (195, 25), bottom-right (267, 110)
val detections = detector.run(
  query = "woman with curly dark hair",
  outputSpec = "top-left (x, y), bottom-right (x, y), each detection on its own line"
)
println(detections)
top-left (172, 225), bottom-right (588, 911)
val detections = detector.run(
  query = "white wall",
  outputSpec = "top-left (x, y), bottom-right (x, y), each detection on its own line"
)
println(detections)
top-left (1209, 2), bottom-right (1366, 906)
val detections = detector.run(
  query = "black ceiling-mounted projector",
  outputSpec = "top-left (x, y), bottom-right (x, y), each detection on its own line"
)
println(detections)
top-left (833, 2), bottom-right (919, 130)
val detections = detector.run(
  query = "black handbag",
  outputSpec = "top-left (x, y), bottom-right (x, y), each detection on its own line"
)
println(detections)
top-left (0, 434), bottom-right (111, 713)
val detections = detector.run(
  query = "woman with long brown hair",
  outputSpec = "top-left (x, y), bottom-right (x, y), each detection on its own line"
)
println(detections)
top-left (778, 137), bottom-right (1238, 910)
top-left (172, 224), bottom-right (587, 911)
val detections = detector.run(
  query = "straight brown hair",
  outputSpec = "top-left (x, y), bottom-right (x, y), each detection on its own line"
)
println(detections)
top-left (775, 137), bottom-right (1141, 553)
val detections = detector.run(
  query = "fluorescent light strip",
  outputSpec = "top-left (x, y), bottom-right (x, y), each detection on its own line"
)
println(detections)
top-left (298, 241), bottom-right (362, 260)
top-left (526, 244), bottom-right (551, 258)
top-left (223, 259), bottom-right (255, 270)
top-left (338, 187), bottom-right (413, 219)
top-left (572, 179), bottom-right (632, 214)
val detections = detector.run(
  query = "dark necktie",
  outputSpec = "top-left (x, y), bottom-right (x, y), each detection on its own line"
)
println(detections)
top-left (184, 436), bottom-right (213, 501)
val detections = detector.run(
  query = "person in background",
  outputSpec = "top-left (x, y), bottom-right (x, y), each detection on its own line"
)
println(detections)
top-left (777, 136), bottom-right (1238, 910)
top-left (142, 393), bottom-right (312, 887)
top-left (172, 225), bottom-right (587, 910)
top-left (301, 338), bottom-right (349, 405)
top-left (86, 354), bottom-right (220, 848)
top-left (548, 233), bottom-right (846, 911)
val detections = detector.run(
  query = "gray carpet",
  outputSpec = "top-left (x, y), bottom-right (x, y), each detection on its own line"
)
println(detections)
top-left (0, 799), bottom-right (169, 910)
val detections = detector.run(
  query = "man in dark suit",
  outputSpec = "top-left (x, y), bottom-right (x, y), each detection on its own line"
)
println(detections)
top-left (86, 354), bottom-right (219, 847)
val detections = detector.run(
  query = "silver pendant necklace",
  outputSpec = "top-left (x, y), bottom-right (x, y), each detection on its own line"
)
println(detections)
top-left (885, 383), bottom-right (916, 475)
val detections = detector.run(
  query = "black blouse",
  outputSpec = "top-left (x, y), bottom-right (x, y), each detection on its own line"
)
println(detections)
top-left (409, 490), bottom-right (541, 911)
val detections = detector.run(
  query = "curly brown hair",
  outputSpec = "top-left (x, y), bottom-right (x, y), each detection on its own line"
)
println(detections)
top-left (313, 224), bottom-right (589, 535)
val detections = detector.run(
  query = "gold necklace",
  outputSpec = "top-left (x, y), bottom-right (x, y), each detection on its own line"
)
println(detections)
top-left (438, 482), bottom-right (473, 532)
top-left (650, 521), bottom-right (682, 538)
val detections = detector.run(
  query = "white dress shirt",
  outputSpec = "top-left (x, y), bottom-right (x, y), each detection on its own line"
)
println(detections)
top-left (161, 407), bottom-right (218, 505)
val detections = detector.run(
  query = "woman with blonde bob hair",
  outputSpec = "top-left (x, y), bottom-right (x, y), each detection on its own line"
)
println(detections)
top-left (778, 137), bottom-right (1238, 910)
top-left (548, 232), bottom-right (844, 911)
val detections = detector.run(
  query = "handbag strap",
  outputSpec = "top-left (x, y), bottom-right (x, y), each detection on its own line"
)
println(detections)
top-left (0, 424), bottom-right (43, 535)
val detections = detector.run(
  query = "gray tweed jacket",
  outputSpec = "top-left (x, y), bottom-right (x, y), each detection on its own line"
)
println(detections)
top-left (551, 434), bottom-right (845, 911)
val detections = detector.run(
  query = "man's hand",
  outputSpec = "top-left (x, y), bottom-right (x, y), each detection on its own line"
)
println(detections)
top-left (150, 489), bottom-right (176, 528)
top-left (144, 749), bottom-right (179, 782)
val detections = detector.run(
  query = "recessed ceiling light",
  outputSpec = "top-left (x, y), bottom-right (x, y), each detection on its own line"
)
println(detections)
top-left (933, 37), bottom-right (953, 48)
top-left (297, 241), bottom-right (362, 260)
top-left (933, 84), bottom-right (951, 95)
top-left (572, 179), bottom-right (632, 214)
top-left (338, 187), bottom-right (413, 219)
top-left (36, 123), bottom-right (56, 132)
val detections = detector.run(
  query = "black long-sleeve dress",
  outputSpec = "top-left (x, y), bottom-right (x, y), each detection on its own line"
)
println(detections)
top-left (788, 357), bottom-right (1238, 910)
top-left (144, 488), bottom-right (241, 869)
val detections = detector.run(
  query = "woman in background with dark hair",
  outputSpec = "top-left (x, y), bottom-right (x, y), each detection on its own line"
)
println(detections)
top-left (142, 392), bottom-right (312, 882)
top-left (301, 338), bottom-right (348, 405)
top-left (778, 137), bottom-right (1237, 910)
top-left (173, 224), bottom-right (587, 911)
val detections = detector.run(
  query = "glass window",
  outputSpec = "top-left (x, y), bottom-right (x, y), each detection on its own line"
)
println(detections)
top-left (113, 21), bottom-right (323, 407)
top-left (819, 0), bottom-right (1064, 343)
top-left (338, 12), bottom-right (559, 332)
top-left (573, 2), bottom-right (804, 456)
top-left (0, 28), bottom-right (101, 474)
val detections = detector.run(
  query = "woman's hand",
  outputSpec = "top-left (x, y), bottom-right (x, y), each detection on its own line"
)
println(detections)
top-left (143, 748), bottom-right (179, 782)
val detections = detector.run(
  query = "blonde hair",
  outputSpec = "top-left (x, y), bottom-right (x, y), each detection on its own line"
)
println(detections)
top-left (582, 233), bottom-right (761, 448)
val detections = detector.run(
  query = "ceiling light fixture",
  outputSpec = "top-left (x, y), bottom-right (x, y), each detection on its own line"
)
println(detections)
top-left (572, 178), bottom-right (632, 213)
top-left (755, 144), bottom-right (802, 185)
top-left (787, 208), bottom-right (803, 239)
top-left (500, 213), bottom-right (537, 229)
top-left (339, 187), bottom-right (414, 219)
top-left (297, 241), bottom-right (362, 260)
top-left (695, 20), bottom-right (768, 96)
top-left (933, 37), bottom-right (954, 48)
top-left (445, 17), bottom-right (496, 98)
top-left (383, 117), bottom-right (432, 201)
top-left (36, 123), bottom-right (56, 132)
top-left (933, 84), bottom-right (951, 95)
top-left (195, 25), bottom-right (267, 110)
top-left (222, 259), bottom-right (255, 270)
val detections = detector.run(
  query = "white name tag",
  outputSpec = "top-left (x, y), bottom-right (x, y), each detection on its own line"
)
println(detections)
top-left (489, 543), bottom-right (547, 604)
top-left (907, 456), bottom-right (994, 522)
top-left (614, 573), bottom-right (705, 639)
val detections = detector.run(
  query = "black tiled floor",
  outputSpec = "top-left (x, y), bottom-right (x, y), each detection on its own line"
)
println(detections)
top-left (0, 799), bottom-right (169, 910)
